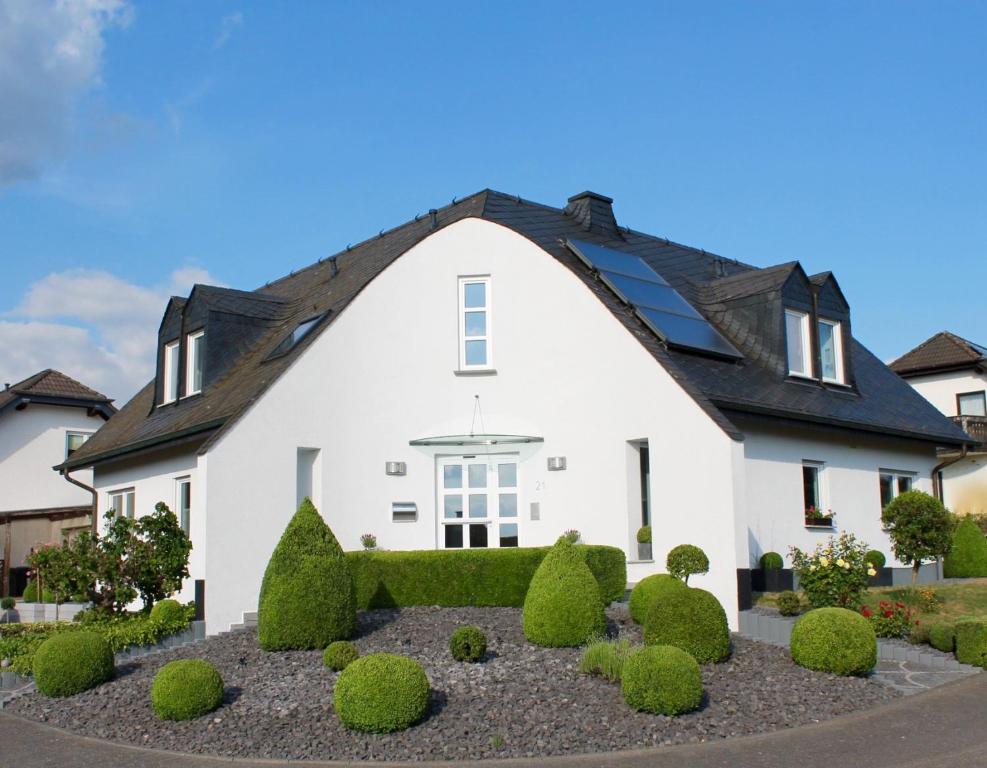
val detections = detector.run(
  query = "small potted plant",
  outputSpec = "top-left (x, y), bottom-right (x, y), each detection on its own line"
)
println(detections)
top-left (636, 525), bottom-right (652, 560)
top-left (758, 551), bottom-right (792, 592)
top-left (360, 533), bottom-right (377, 551)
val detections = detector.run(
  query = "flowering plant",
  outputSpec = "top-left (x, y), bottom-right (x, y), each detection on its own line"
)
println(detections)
top-left (861, 600), bottom-right (918, 638)
top-left (804, 506), bottom-right (834, 526)
top-left (789, 532), bottom-right (873, 608)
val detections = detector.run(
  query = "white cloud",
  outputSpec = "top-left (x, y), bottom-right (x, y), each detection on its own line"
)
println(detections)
top-left (0, 0), bottom-right (132, 187)
top-left (213, 11), bottom-right (242, 50)
top-left (0, 266), bottom-right (220, 404)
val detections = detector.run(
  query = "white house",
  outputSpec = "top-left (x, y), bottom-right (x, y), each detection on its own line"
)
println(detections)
top-left (0, 370), bottom-right (115, 596)
top-left (891, 332), bottom-right (987, 517)
top-left (62, 190), bottom-right (970, 634)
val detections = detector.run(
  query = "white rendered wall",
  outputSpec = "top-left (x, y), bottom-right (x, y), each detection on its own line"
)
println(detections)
top-left (94, 449), bottom-right (204, 604)
top-left (204, 217), bottom-right (743, 634)
top-left (740, 419), bottom-right (938, 568)
top-left (0, 405), bottom-right (102, 513)
top-left (906, 370), bottom-right (987, 417)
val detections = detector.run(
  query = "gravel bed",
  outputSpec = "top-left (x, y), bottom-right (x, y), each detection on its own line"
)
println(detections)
top-left (8, 606), bottom-right (900, 761)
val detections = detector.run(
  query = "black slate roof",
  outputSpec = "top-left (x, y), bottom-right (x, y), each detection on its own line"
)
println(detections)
top-left (891, 331), bottom-right (987, 377)
top-left (64, 190), bottom-right (970, 469)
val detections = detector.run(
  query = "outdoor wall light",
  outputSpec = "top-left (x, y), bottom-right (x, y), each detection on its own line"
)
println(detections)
top-left (547, 456), bottom-right (567, 471)
top-left (385, 461), bottom-right (407, 476)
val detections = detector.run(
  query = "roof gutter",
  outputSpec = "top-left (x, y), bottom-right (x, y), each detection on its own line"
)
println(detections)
top-left (59, 467), bottom-right (98, 535)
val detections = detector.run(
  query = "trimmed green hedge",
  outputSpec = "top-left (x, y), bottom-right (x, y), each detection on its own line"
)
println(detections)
top-left (621, 645), bottom-right (702, 715)
top-left (33, 631), bottom-right (113, 697)
top-left (955, 619), bottom-right (987, 668)
top-left (643, 587), bottom-right (730, 663)
top-left (929, 621), bottom-right (957, 653)
top-left (150, 659), bottom-right (224, 720)
top-left (628, 574), bottom-right (686, 624)
top-left (943, 518), bottom-right (987, 578)
top-left (790, 607), bottom-right (876, 676)
top-left (346, 544), bottom-right (625, 610)
top-left (334, 653), bottom-right (430, 732)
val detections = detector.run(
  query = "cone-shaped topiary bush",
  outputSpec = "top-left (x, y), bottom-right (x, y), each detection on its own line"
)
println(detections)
top-left (790, 607), bottom-right (876, 676)
top-left (522, 538), bottom-right (606, 647)
top-left (628, 574), bottom-right (687, 624)
top-left (643, 586), bottom-right (730, 663)
top-left (151, 659), bottom-right (224, 720)
top-left (621, 645), bottom-right (703, 715)
top-left (943, 518), bottom-right (987, 578)
top-left (34, 631), bottom-right (114, 697)
top-left (334, 653), bottom-right (430, 732)
top-left (258, 498), bottom-right (357, 650)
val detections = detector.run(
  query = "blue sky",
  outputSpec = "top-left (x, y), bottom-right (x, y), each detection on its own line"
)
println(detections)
top-left (0, 1), bottom-right (984, 401)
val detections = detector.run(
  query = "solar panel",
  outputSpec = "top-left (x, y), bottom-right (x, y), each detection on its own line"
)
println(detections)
top-left (566, 238), bottom-right (741, 360)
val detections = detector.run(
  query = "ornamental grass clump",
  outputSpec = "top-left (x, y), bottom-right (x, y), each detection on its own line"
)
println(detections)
top-left (579, 637), bottom-right (634, 683)
top-left (621, 645), bottom-right (702, 715)
top-left (150, 659), bottom-right (224, 720)
top-left (789, 533), bottom-right (872, 608)
top-left (643, 586), bottom-right (730, 663)
top-left (333, 653), bottom-right (430, 733)
top-left (258, 498), bottom-right (356, 650)
top-left (943, 517), bottom-right (987, 578)
top-left (790, 607), bottom-right (876, 676)
top-left (33, 631), bottom-right (114, 697)
top-left (449, 625), bottom-right (487, 662)
top-left (522, 538), bottom-right (605, 647)
top-left (324, 641), bottom-right (359, 671)
top-left (665, 544), bottom-right (709, 584)
top-left (628, 574), bottom-right (686, 624)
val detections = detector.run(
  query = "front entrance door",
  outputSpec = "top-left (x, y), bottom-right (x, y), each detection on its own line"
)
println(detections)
top-left (438, 455), bottom-right (519, 549)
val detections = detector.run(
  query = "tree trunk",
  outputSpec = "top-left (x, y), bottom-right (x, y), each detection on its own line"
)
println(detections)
top-left (912, 561), bottom-right (920, 585)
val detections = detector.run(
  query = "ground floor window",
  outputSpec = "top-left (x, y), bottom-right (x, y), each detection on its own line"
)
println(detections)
top-left (439, 455), bottom-right (518, 549)
top-left (879, 469), bottom-right (914, 510)
top-left (802, 461), bottom-right (831, 526)
top-left (176, 477), bottom-right (191, 535)
top-left (108, 488), bottom-right (135, 519)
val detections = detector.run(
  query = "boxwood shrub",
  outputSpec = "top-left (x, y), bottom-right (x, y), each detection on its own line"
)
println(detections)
top-left (523, 539), bottom-right (606, 647)
top-left (324, 641), bottom-right (359, 671)
top-left (149, 599), bottom-right (185, 625)
top-left (777, 590), bottom-right (802, 617)
top-left (943, 518), bottom-right (987, 578)
top-left (33, 631), bottom-right (114, 697)
top-left (928, 621), bottom-right (957, 653)
top-left (628, 574), bottom-right (686, 624)
top-left (334, 653), bottom-right (430, 732)
top-left (347, 544), bottom-right (625, 609)
top-left (790, 607), bottom-right (876, 676)
top-left (865, 550), bottom-right (887, 569)
top-left (759, 552), bottom-right (783, 570)
top-left (643, 587), bottom-right (730, 663)
top-left (621, 645), bottom-right (702, 715)
top-left (449, 625), bottom-right (487, 662)
top-left (955, 619), bottom-right (987, 667)
top-left (150, 659), bottom-right (224, 720)
top-left (258, 498), bottom-right (357, 650)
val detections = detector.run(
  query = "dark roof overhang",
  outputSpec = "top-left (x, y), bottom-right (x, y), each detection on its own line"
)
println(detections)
top-left (0, 394), bottom-right (115, 420)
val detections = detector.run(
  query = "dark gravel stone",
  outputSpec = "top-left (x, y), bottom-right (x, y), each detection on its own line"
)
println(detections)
top-left (8, 606), bottom-right (899, 761)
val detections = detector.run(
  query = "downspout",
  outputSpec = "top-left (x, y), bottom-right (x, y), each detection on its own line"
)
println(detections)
top-left (932, 445), bottom-right (968, 503)
top-left (61, 467), bottom-right (99, 535)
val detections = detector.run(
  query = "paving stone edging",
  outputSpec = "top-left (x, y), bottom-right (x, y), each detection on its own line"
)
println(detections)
top-left (738, 610), bottom-right (980, 673)
top-left (0, 620), bottom-right (207, 709)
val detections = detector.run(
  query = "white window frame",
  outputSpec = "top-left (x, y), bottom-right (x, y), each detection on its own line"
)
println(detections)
top-left (785, 309), bottom-right (812, 378)
top-left (186, 329), bottom-right (205, 396)
top-left (437, 454), bottom-right (519, 549)
top-left (108, 488), bottom-right (135, 519)
top-left (879, 469), bottom-right (915, 510)
top-left (458, 276), bottom-right (492, 371)
top-left (175, 477), bottom-right (191, 535)
top-left (818, 317), bottom-right (845, 384)
top-left (802, 460), bottom-right (832, 527)
top-left (65, 430), bottom-right (94, 458)
top-left (162, 340), bottom-right (180, 404)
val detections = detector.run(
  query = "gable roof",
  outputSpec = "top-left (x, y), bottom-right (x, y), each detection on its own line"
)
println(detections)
top-left (890, 332), bottom-right (987, 378)
top-left (64, 190), bottom-right (970, 469)
top-left (0, 370), bottom-right (115, 419)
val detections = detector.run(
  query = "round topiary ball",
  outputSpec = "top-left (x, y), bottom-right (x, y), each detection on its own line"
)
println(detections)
top-left (665, 544), bottom-right (709, 583)
top-left (334, 653), bottom-right (430, 733)
top-left (865, 550), bottom-right (887, 569)
top-left (628, 574), bottom-right (687, 624)
top-left (776, 590), bottom-right (802, 617)
top-left (790, 607), bottom-right (876, 676)
top-left (450, 625), bottom-right (487, 662)
top-left (759, 552), bottom-right (784, 570)
top-left (621, 645), bottom-right (702, 715)
top-left (522, 539), bottom-right (606, 647)
top-left (324, 641), bottom-right (359, 671)
top-left (150, 659), bottom-right (225, 720)
top-left (149, 599), bottom-right (185, 625)
top-left (643, 587), bottom-right (730, 663)
top-left (34, 631), bottom-right (114, 697)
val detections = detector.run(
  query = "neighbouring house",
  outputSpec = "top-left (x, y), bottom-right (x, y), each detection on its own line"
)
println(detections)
top-left (0, 370), bottom-right (115, 596)
top-left (890, 332), bottom-right (987, 517)
top-left (61, 190), bottom-right (970, 633)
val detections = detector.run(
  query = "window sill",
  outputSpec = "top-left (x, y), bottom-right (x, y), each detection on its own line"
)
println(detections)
top-left (804, 524), bottom-right (835, 530)
top-left (454, 368), bottom-right (497, 377)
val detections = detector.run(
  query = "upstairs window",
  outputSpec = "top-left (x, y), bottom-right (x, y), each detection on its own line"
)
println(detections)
top-left (818, 318), bottom-right (845, 383)
top-left (162, 340), bottom-right (180, 404)
top-left (785, 309), bottom-right (811, 377)
top-left (186, 330), bottom-right (204, 396)
top-left (65, 431), bottom-right (92, 458)
top-left (459, 277), bottom-right (491, 370)
top-left (958, 391), bottom-right (986, 417)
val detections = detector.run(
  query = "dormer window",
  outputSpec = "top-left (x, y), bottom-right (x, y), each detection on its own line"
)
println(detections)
top-left (162, 340), bottom-right (180, 403)
top-left (785, 309), bottom-right (811, 377)
top-left (818, 318), bottom-right (845, 383)
top-left (186, 330), bottom-right (205, 396)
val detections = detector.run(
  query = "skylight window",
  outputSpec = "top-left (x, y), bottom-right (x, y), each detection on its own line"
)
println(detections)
top-left (268, 313), bottom-right (328, 359)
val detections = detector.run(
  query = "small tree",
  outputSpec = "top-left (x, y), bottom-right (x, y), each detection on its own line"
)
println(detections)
top-left (881, 490), bottom-right (955, 584)
top-left (666, 544), bottom-right (709, 584)
top-left (131, 502), bottom-right (192, 610)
